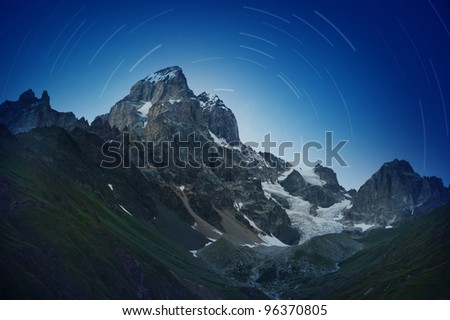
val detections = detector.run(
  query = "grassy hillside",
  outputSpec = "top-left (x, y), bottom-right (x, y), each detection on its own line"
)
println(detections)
top-left (0, 125), bottom-right (264, 299)
top-left (285, 202), bottom-right (450, 299)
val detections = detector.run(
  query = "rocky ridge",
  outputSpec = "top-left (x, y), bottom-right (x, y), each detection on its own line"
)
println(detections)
top-left (0, 89), bottom-right (87, 134)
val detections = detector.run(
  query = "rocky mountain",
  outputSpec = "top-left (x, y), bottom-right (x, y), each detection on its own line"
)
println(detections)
top-left (347, 159), bottom-right (450, 225)
top-left (279, 164), bottom-right (347, 208)
top-left (1, 66), bottom-right (449, 299)
top-left (0, 89), bottom-right (88, 134)
top-left (105, 67), bottom-right (240, 143)
top-left (106, 66), bottom-right (195, 138)
top-left (0, 123), bottom-right (265, 299)
top-left (198, 92), bottom-right (240, 143)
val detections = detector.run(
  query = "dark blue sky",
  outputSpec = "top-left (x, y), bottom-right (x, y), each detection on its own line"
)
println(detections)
top-left (1, 0), bottom-right (449, 189)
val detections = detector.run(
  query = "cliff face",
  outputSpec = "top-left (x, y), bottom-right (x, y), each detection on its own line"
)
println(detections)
top-left (106, 66), bottom-right (240, 144)
top-left (348, 159), bottom-right (450, 225)
top-left (198, 92), bottom-right (240, 143)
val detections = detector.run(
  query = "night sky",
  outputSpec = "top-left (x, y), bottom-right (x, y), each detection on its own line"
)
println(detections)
top-left (1, 0), bottom-right (449, 190)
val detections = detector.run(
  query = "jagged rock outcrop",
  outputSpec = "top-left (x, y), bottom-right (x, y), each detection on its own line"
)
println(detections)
top-left (107, 67), bottom-right (240, 144)
top-left (88, 114), bottom-right (120, 140)
top-left (0, 89), bottom-right (88, 133)
top-left (107, 66), bottom-right (197, 137)
top-left (280, 165), bottom-right (346, 208)
top-left (280, 170), bottom-right (308, 194)
top-left (347, 159), bottom-right (450, 225)
top-left (198, 92), bottom-right (240, 143)
top-left (314, 164), bottom-right (345, 194)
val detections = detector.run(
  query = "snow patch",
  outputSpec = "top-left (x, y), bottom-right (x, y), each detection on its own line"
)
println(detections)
top-left (299, 169), bottom-right (325, 186)
top-left (190, 236), bottom-right (219, 257)
top-left (234, 201), bottom-right (243, 211)
top-left (243, 214), bottom-right (262, 232)
top-left (205, 238), bottom-right (218, 246)
top-left (208, 130), bottom-right (227, 146)
top-left (179, 185), bottom-right (185, 192)
top-left (240, 213), bottom-right (287, 247)
top-left (145, 69), bottom-right (178, 83)
top-left (107, 184), bottom-right (114, 191)
top-left (190, 250), bottom-right (198, 258)
top-left (277, 168), bottom-right (294, 182)
top-left (119, 204), bottom-right (133, 217)
top-left (354, 223), bottom-right (375, 232)
top-left (385, 225), bottom-right (393, 229)
top-left (137, 101), bottom-right (152, 116)
top-left (169, 99), bottom-right (181, 104)
top-left (259, 233), bottom-right (289, 247)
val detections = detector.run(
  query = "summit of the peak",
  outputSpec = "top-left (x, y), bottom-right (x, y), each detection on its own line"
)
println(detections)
top-left (144, 66), bottom-right (183, 83)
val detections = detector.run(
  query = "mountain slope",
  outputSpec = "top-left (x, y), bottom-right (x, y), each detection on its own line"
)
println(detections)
top-left (0, 124), bottom-right (264, 299)
top-left (285, 202), bottom-right (450, 299)
top-left (348, 159), bottom-right (450, 225)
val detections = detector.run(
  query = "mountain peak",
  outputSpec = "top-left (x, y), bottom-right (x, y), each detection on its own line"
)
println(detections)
top-left (197, 92), bottom-right (227, 110)
top-left (124, 65), bottom-right (193, 104)
top-left (349, 159), bottom-right (450, 224)
top-left (144, 66), bottom-right (184, 83)
top-left (107, 66), bottom-right (240, 142)
top-left (18, 89), bottom-right (36, 104)
top-left (12, 89), bottom-right (50, 110)
top-left (0, 90), bottom-right (86, 134)
top-left (198, 92), bottom-right (239, 142)
top-left (380, 159), bottom-right (414, 174)
top-left (41, 90), bottom-right (50, 105)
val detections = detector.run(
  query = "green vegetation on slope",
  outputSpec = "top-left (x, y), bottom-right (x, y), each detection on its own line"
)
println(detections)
top-left (0, 126), bottom-right (263, 299)
top-left (285, 203), bottom-right (450, 299)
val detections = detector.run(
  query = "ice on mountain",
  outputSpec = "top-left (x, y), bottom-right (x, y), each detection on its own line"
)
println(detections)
top-left (277, 168), bottom-right (295, 182)
top-left (234, 201), bottom-right (244, 211)
top-left (353, 223), bottom-right (375, 232)
top-left (208, 130), bottom-right (227, 146)
top-left (243, 214), bottom-right (262, 231)
top-left (299, 169), bottom-right (325, 186)
top-left (137, 101), bottom-right (152, 115)
top-left (190, 250), bottom-right (198, 258)
top-left (145, 69), bottom-right (178, 83)
top-left (259, 233), bottom-right (289, 247)
top-left (262, 181), bottom-right (349, 244)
